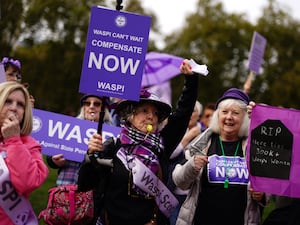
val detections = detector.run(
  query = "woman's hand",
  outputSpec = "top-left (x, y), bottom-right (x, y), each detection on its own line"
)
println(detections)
top-left (180, 59), bottom-right (194, 75)
top-left (247, 101), bottom-right (256, 118)
top-left (1, 112), bottom-right (21, 139)
top-left (249, 187), bottom-right (265, 202)
top-left (194, 154), bottom-right (208, 171)
top-left (52, 154), bottom-right (66, 167)
top-left (87, 133), bottom-right (103, 154)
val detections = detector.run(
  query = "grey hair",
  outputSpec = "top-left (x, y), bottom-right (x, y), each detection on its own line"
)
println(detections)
top-left (120, 104), bottom-right (168, 132)
top-left (195, 100), bottom-right (203, 116)
top-left (209, 98), bottom-right (249, 137)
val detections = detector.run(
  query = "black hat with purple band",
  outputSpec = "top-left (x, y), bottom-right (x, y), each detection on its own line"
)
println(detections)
top-left (115, 88), bottom-right (172, 123)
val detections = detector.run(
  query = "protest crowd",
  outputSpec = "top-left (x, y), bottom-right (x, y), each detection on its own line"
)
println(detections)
top-left (2, 51), bottom-right (299, 225)
top-left (1, 2), bottom-right (300, 225)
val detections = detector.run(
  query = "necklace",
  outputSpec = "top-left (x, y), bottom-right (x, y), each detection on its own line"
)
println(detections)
top-left (218, 136), bottom-right (240, 189)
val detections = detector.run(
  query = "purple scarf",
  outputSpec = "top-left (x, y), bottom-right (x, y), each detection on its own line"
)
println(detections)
top-left (119, 126), bottom-right (163, 174)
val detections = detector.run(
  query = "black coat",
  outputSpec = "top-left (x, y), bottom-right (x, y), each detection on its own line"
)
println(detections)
top-left (78, 75), bottom-right (199, 225)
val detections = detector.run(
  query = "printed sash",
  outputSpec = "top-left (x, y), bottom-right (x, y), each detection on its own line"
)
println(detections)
top-left (0, 153), bottom-right (38, 225)
top-left (117, 150), bottom-right (178, 217)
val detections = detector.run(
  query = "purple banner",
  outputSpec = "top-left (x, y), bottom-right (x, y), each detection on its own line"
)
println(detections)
top-left (0, 63), bottom-right (5, 83)
top-left (31, 108), bottom-right (121, 162)
top-left (247, 104), bottom-right (300, 198)
top-left (79, 6), bottom-right (151, 101)
top-left (248, 31), bottom-right (267, 74)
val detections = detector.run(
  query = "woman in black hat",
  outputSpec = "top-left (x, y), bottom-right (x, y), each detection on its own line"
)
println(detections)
top-left (172, 88), bottom-right (265, 225)
top-left (77, 60), bottom-right (199, 225)
top-left (46, 94), bottom-right (112, 186)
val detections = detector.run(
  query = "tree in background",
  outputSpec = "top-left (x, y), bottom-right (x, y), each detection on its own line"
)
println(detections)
top-left (165, 0), bottom-right (300, 109)
top-left (1, 0), bottom-right (300, 111)
top-left (252, 0), bottom-right (300, 108)
top-left (0, 0), bottom-right (159, 114)
top-left (0, 1), bottom-right (23, 54)
top-left (164, 0), bottom-right (253, 106)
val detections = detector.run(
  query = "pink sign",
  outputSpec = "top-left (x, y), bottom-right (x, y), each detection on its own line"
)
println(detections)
top-left (247, 104), bottom-right (300, 198)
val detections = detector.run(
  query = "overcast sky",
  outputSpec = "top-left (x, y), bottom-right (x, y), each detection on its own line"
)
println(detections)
top-left (141, 0), bottom-right (300, 48)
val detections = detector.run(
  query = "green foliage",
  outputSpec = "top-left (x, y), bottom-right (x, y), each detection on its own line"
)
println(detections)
top-left (2, 0), bottom-right (300, 110)
top-left (162, 0), bottom-right (300, 109)
top-left (1, 0), bottom-right (161, 114)
top-left (0, 1), bottom-right (23, 54)
top-left (165, 0), bottom-right (254, 106)
top-left (262, 198), bottom-right (276, 223)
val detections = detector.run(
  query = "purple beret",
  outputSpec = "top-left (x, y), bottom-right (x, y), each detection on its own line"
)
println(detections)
top-left (215, 88), bottom-right (250, 109)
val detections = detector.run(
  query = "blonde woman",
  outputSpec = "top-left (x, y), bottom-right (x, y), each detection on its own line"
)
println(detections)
top-left (0, 81), bottom-right (48, 224)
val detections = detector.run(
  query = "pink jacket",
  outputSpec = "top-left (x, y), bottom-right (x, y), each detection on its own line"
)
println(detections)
top-left (0, 136), bottom-right (49, 224)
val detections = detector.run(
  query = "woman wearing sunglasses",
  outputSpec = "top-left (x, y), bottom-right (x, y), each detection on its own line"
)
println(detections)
top-left (46, 94), bottom-right (112, 186)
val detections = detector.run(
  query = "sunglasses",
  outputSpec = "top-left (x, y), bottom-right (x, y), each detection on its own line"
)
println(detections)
top-left (83, 101), bottom-right (102, 107)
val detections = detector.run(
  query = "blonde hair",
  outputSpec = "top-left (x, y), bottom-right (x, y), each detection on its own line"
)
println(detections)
top-left (209, 98), bottom-right (249, 137)
top-left (0, 81), bottom-right (32, 135)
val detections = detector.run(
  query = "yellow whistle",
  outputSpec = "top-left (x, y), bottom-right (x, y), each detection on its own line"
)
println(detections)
top-left (146, 124), bottom-right (153, 132)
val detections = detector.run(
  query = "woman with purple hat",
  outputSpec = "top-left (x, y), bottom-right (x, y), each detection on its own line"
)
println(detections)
top-left (1, 57), bottom-right (22, 82)
top-left (1, 57), bottom-right (35, 106)
top-left (77, 60), bottom-right (199, 225)
top-left (173, 88), bottom-right (265, 225)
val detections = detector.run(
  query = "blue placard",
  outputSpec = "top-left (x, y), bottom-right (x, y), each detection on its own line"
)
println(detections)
top-left (79, 6), bottom-right (152, 101)
top-left (0, 63), bottom-right (6, 83)
top-left (31, 108), bottom-right (121, 162)
top-left (248, 31), bottom-right (267, 74)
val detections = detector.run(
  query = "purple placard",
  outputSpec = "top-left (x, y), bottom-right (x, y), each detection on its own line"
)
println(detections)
top-left (79, 6), bottom-right (152, 101)
top-left (0, 63), bottom-right (6, 83)
top-left (208, 155), bottom-right (249, 185)
top-left (247, 104), bottom-right (300, 198)
top-left (31, 108), bottom-right (121, 162)
top-left (248, 31), bottom-right (267, 74)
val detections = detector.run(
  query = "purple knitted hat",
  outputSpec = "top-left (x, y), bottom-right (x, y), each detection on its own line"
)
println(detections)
top-left (215, 88), bottom-right (250, 109)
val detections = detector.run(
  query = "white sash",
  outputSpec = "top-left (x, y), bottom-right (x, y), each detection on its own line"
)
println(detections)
top-left (117, 150), bottom-right (178, 217)
top-left (0, 153), bottom-right (38, 225)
